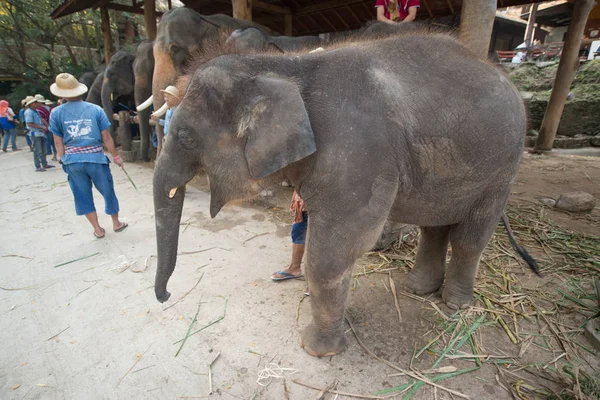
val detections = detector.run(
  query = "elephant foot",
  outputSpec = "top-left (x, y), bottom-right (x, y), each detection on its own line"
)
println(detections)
top-left (407, 270), bottom-right (444, 295)
top-left (441, 285), bottom-right (473, 310)
top-left (301, 323), bottom-right (348, 357)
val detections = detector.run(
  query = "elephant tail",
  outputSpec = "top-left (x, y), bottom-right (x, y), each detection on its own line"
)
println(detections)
top-left (500, 213), bottom-right (543, 277)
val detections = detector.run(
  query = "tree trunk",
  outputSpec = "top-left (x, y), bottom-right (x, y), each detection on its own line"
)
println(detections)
top-left (458, 0), bottom-right (496, 59)
top-left (143, 0), bottom-right (157, 40)
top-left (534, 0), bottom-right (597, 152)
top-left (124, 17), bottom-right (134, 45)
top-left (64, 25), bottom-right (79, 68)
top-left (82, 22), bottom-right (93, 65)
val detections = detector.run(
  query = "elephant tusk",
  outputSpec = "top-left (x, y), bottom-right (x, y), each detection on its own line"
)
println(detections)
top-left (110, 92), bottom-right (114, 101)
top-left (152, 102), bottom-right (169, 118)
top-left (169, 187), bottom-right (178, 198)
top-left (136, 95), bottom-right (154, 111)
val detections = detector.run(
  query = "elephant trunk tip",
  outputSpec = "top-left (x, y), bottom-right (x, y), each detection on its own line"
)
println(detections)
top-left (155, 288), bottom-right (171, 303)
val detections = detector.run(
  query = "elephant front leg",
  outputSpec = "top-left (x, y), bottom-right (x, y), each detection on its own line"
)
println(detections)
top-left (408, 226), bottom-right (450, 295)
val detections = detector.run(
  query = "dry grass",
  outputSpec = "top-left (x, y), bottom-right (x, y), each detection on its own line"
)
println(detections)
top-left (360, 202), bottom-right (600, 399)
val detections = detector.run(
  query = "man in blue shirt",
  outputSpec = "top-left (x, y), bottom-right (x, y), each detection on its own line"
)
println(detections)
top-left (49, 73), bottom-right (128, 239)
top-left (25, 98), bottom-right (54, 171)
top-left (19, 98), bottom-right (33, 151)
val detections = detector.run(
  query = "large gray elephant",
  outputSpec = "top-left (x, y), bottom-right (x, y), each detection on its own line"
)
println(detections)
top-left (101, 51), bottom-right (135, 140)
top-left (133, 40), bottom-right (155, 161)
top-left (78, 71), bottom-right (99, 91)
top-left (152, 8), bottom-right (273, 155)
top-left (153, 27), bottom-right (536, 357)
top-left (85, 70), bottom-right (104, 106)
top-left (226, 27), bottom-right (323, 53)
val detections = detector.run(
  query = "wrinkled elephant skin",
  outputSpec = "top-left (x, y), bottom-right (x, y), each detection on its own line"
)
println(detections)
top-left (154, 26), bottom-right (527, 357)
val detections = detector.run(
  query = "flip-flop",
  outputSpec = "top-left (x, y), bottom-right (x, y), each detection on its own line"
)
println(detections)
top-left (303, 288), bottom-right (310, 296)
top-left (271, 271), bottom-right (303, 281)
top-left (94, 228), bottom-right (106, 239)
top-left (114, 222), bottom-right (128, 232)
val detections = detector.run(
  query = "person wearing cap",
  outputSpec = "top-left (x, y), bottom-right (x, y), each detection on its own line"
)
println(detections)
top-left (151, 85), bottom-right (180, 141)
top-left (20, 97), bottom-right (34, 151)
top-left (0, 100), bottom-right (20, 152)
top-left (49, 73), bottom-right (127, 239)
top-left (25, 97), bottom-right (53, 171)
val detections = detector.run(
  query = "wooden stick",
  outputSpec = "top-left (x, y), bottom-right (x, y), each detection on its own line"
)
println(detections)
top-left (47, 325), bottom-right (70, 341)
top-left (208, 352), bottom-right (220, 394)
top-left (292, 379), bottom-right (384, 399)
top-left (345, 316), bottom-right (470, 399)
top-left (388, 272), bottom-right (402, 323)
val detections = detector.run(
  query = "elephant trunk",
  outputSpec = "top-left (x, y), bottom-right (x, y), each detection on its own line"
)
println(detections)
top-left (100, 80), bottom-right (117, 142)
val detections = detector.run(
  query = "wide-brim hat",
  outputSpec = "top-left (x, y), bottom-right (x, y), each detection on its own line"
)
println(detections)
top-left (50, 73), bottom-right (88, 98)
top-left (44, 100), bottom-right (55, 105)
top-left (160, 85), bottom-right (180, 98)
top-left (34, 94), bottom-right (45, 101)
top-left (23, 96), bottom-right (34, 106)
top-left (25, 97), bottom-right (39, 106)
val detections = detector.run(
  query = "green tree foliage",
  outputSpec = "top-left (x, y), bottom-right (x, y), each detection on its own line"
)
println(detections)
top-left (0, 0), bottom-right (103, 104)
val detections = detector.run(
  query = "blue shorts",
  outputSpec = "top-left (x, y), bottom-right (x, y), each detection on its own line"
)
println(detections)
top-left (64, 163), bottom-right (120, 216)
top-left (291, 212), bottom-right (308, 244)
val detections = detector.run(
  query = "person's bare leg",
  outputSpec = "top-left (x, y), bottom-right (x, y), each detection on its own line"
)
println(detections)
top-left (272, 243), bottom-right (305, 278)
top-left (110, 213), bottom-right (126, 231)
top-left (85, 212), bottom-right (104, 237)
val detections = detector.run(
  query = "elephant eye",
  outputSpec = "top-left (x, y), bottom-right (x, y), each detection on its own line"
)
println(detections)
top-left (177, 129), bottom-right (196, 149)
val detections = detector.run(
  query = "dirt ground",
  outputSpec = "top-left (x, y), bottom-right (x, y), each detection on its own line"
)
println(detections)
top-left (1, 138), bottom-right (598, 400)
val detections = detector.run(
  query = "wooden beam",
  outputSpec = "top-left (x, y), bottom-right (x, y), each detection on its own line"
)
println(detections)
top-left (253, 0), bottom-right (290, 14)
top-left (143, 0), bottom-right (157, 40)
top-left (422, 0), bottom-right (434, 18)
top-left (296, 0), bottom-right (365, 16)
top-left (100, 6), bottom-right (114, 64)
top-left (345, 5), bottom-right (363, 25)
top-left (523, 3), bottom-right (538, 47)
top-left (232, 0), bottom-right (252, 21)
top-left (534, 0), bottom-right (596, 152)
top-left (445, 0), bottom-right (455, 16)
top-left (284, 13), bottom-right (293, 35)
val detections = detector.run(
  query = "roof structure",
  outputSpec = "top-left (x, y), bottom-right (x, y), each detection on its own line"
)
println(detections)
top-left (52, 0), bottom-right (549, 35)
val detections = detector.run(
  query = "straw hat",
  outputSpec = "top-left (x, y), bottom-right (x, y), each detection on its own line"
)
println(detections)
top-left (44, 99), bottom-right (55, 105)
top-left (23, 96), bottom-right (34, 106)
top-left (160, 85), bottom-right (180, 98)
top-left (50, 73), bottom-right (88, 98)
top-left (25, 97), bottom-right (39, 107)
top-left (34, 94), bottom-right (45, 101)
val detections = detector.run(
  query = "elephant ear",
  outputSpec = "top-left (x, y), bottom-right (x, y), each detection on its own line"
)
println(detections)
top-left (242, 76), bottom-right (316, 179)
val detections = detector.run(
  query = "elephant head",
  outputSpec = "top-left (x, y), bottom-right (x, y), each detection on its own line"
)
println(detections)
top-left (133, 40), bottom-right (155, 161)
top-left (226, 28), bottom-right (285, 53)
top-left (85, 69), bottom-right (105, 106)
top-left (101, 51), bottom-right (135, 139)
top-left (153, 60), bottom-right (316, 302)
top-left (152, 8), bottom-right (273, 155)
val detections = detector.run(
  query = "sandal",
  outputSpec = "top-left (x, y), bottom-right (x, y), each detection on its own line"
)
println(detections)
top-left (94, 228), bottom-right (106, 239)
top-left (114, 222), bottom-right (128, 232)
top-left (271, 271), bottom-right (303, 281)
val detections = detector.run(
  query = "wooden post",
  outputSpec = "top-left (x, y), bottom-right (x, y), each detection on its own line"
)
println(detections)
top-left (524, 3), bottom-right (538, 47)
top-left (284, 13), bottom-right (292, 36)
top-left (233, 0), bottom-right (252, 21)
top-left (458, 0), bottom-right (496, 59)
top-left (143, 0), bottom-right (157, 40)
top-left (100, 6), bottom-right (114, 65)
top-left (534, 0), bottom-right (597, 152)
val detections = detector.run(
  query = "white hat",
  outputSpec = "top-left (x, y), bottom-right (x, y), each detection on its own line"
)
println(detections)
top-left (23, 96), bottom-right (34, 106)
top-left (50, 73), bottom-right (88, 98)
top-left (34, 94), bottom-right (45, 101)
top-left (160, 85), bottom-right (180, 98)
top-left (25, 97), bottom-right (40, 106)
top-left (44, 99), bottom-right (55, 105)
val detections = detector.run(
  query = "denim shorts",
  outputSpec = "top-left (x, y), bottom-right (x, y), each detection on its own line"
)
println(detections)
top-left (64, 163), bottom-right (119, 216)
top-left (291, 212), bottom-right (308, 244)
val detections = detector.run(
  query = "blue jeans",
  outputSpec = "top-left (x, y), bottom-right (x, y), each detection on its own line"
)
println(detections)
top-left (291, 212), bottom-right (308, 244)
top-left (25, 134), bottom-right (32, 147)
top-left (64, 163), bottom-right (120, 216)
top-left (32, 136), bottom-right (48, 169)
top-left (2, 128), bottom-right (17, 150)
top-left (46, 132), bottom-right (56, 155)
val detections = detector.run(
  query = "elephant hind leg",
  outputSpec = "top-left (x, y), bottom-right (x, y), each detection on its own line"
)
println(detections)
top-left (442, 195), bottom-right (508, 309)
top-left (408, 226), bottom-right (450, 295)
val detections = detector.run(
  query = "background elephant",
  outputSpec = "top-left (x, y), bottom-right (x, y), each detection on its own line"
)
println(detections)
top-left (133, 40), bottom-right (155, 161)
top-left (78, 70), bottom-right (99, 91)
top-left (101, 51), bottom-right (135, 140)
top-left (153, 26), bottom-right (533, 357)
top-left (226, 27), bottom-right (323, 53)
top-left (85, 69), bottom-right (105, 106)
top-left (152, 8), bottom-right (273, 155)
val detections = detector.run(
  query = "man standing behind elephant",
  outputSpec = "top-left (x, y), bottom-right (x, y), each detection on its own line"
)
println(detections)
top-left (49, 73), bottom-right (128, 239)
top-left (376, 0), bottom-right (419, 23)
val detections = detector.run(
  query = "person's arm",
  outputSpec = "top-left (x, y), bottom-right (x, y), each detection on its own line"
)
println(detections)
top-left (101, 129), bottom-right (123, 167)
top-left (402, 6), bottom-right (417, 22)
top-left (27, 122), bottom-right (46, 130)
top-left (376, 7), bottom-right (396, 24)
top-left (54, 135), bottom-right (65, 160)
